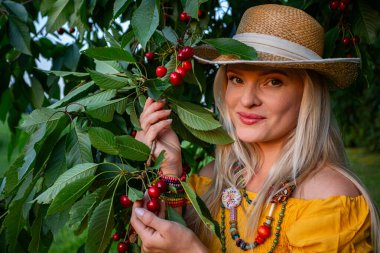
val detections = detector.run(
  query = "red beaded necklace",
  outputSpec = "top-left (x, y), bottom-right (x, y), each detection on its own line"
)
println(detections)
top-left (220, 184), bottom-right (295, 252)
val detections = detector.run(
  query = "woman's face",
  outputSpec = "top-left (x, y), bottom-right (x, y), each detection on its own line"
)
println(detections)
top-left (225, 64), bottom-right (304, 146)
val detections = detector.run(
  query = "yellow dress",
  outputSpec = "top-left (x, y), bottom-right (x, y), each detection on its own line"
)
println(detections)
top-left (188, 174), bottom-right (372, 253)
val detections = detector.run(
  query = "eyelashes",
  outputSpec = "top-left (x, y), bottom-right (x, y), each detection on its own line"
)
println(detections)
top-left (227, 74), bottom-right (283, 87)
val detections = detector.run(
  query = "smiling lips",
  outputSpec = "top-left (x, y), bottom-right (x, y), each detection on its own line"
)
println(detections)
top-left (238, 112), bottom-right (266, 125)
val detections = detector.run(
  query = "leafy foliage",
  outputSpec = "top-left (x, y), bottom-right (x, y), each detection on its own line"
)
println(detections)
top-left (0, 0), bottom-right (379, 252)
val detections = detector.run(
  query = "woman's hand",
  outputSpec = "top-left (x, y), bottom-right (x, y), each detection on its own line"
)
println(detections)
top-left (130, 201), bottom-right (208, 253)
top-left (136, 97), bottom-right (182, 177)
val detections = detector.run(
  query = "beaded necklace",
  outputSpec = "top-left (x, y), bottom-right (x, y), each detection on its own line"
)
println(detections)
top-left (220, 184), bottom-right (295, 252)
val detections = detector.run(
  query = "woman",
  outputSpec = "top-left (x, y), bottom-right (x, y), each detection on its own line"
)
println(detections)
top-left (131, 4), bottom-right (380, 252)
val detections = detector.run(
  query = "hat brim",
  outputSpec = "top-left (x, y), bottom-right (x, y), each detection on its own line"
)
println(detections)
top-left (194, 45), bottom-right (360, 88)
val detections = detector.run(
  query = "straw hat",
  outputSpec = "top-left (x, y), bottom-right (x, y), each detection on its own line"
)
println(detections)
top-left (194, 4), bottom-right (360, 88)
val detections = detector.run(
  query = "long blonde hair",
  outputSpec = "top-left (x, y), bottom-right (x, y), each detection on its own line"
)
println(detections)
top-left (188, 65), bottom-right (380, 250)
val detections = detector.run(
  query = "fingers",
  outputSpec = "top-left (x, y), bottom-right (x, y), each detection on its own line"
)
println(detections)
top-left (140, 97), bottom-right (167, 127)
top-left (140, 109), bottom-right (171, 132)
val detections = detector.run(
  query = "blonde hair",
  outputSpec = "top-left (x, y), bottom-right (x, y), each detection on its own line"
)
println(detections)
top-left (188, 65), bottom-right (380, 250)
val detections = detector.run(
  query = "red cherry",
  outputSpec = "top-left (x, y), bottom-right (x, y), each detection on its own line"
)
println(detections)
top-left (346, 52), bottom-right (353, 58)
top-left (198, 9), bottom-right (205, 18)
top-left (182, 60), bottom-right (192, 71)
top-left (69, 27), bottom-right (75, 33)
top-left (57, 27), bottom-right (64, 35)
top-left (130, 130), bottom-right (137, 138)
top-left (145, 51), bottom-right (154, 61)
top-left (341, 0), bottom-right (349, 5)
top-left (155, 180), bottom-right (168, 193)
top-left (112, 232), bottom-right (120, 241)
top-left (147, 198), bottom-right (160, 212)
top-left (329, 1), bottom-right (339, 10)
top-left (148, 186), bottom-right (161, 198)
top-left (182, 46), bottom-right (194, 59)
top-left (255, 236), bottom-right (265, 244)
top-left (339, 1), bottom-right (347, 11)
top-left (156, 66), bottom-right (167, 77)
top-left (175, 66), bottom-right (187, 77)
top-left (342, 37), bottom-right (351, 47)
top-left (180, 11), bottom-right (190, 22)
top-left (257, 225), bottom-right (271, 239)
top-left (117, 242), bottom-right (129, 253)
top-left (177, 50), bottom-right (186, 61)
top-left (169, 72), bottom-right (183, 86)
top-left (119, 195), bottom-right (133, 208)
top-left (351, 35), bottom-right (360, 45)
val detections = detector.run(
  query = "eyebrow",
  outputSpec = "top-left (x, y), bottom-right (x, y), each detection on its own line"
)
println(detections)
top-left (226, 67), bottom-right (289, 77)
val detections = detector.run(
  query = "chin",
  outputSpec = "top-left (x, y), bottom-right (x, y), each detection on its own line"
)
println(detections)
top-left (235, 129), bottom-right (264, 144)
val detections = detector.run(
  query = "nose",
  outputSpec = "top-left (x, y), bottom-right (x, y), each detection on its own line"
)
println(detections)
top-left (240, 83), bottom-right (262, 108)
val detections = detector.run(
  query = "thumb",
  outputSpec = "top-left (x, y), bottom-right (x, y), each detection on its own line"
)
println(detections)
top-left (134, 207), bottom-right (169, 231)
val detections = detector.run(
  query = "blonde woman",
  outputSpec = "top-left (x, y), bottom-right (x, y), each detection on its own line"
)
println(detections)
top-left (131, 4), bottom-right (380, 253)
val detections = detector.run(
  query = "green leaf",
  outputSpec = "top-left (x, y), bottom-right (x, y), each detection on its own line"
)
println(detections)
top-left (72, 89), bottom-right (117, 110)
top-left (145, 79), bottom-right (171, 100)
top-left (3, 154), bottom-right (24, 195)
top-left (128, 187), bottom-right (144, 202)
top-left (149, 150), bottom-right (165, 170)
top-left (49, 81), bottom-right (96, 109)
top-left (181, 181), bottom-right (221, 239)
top-left (121, 30), bottom-right (135, 48)
top-left (68, 188), bottom-right (99, 230)
top-left (47, 176), bottom-right (95, 215)
top-left (183, 0), bottom-right (198, 19)
top-left (95, 60), bottom-right (124, 74)
top-left (3, 175), bottom-right (36, 252)
top-left (131, 0), bottom-right (159, 50)
top-left (86, 97), bottom-right (129, 122)
top-left (65, 125), bottom-right (93, 168)
top-left (88, 69), bottom-right (131, 89)
top-left (20, 108), bottom-right (64, 134)
top-left (161, 26), bottom-right (178, 45)
top-left (126, 99), bottom-right (141, 130)
top-left (82, 47), bottom-right (136, 62)
top-left (44, 136), bottom-right (67, 187)
top-left (8, 15), bottom-right (31, 55)
top-left (170, 99), bottom-right (221, 131)
top-left (88, 127), bottom-right (119, 155)
top-left (113, 0), bottom-right (132, 18)
top-left (31, 77), bottom-right (45, 109)
top-left (185, 126), bottom-right (234, 145)
top-left (44, 0), bottom-right (73, 32)
top-left (203, 38), bottom-right (257, 60)
top-left (34, 163), bottom-right (98, 204)
top-left (28, 206), bottom-right (47, 253)
top-left (3, 1), bottom-right (28, 22)
top-left (104, 30), bottom-right (121, 48)
top-left (115, 135), bottom-right (150, 161)
top-left (353, 1), bottom-right (380, 44)
top-left (39, 69), bottom-right (90, 78)
top-left (85, 199), bottom-right (114, 253)
top-left (167, 206), bottom-right (187, 226)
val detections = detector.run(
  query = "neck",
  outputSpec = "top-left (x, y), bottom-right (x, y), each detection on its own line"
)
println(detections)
top-left (246, 140), bottom-right (285, 192)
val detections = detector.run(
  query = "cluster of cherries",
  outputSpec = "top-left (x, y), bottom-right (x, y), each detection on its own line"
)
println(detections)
top-left (145, 45), bottom-right (194, 86)
top-left (337, 34), bottom-right (360, 58)
top-left (112, 227), bottom-right (135, 253)
top-left (57, 27), bottom-right (75, 35)
top-left (329, 0), bottom-right (350, 11)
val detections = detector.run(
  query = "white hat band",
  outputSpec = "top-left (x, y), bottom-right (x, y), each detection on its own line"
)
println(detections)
top-left (233, 33), bottom-right (322, 61)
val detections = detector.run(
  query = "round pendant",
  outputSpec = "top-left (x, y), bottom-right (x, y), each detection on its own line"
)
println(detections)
top-left (222, 187), bottom-right (242, 209)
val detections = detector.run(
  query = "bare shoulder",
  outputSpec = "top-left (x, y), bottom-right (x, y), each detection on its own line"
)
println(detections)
top-left (293, 166), bottom-right (361, 200)
top-left (198, 160), bottom-right (215, 178)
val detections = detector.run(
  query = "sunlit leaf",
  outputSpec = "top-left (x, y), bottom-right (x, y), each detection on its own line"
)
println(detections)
top-left (203, 38), bottom-right (257, 60)
top-left (115, 135), bottom-right (150, 161)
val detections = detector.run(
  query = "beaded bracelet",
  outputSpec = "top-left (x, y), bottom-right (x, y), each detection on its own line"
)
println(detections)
top-left (159, 169), bottom-right (188, 207)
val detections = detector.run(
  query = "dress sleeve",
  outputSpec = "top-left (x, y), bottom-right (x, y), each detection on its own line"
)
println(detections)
top-left (286, 195), bottom-right (372, 253)
top-left (187, 174), bottom-right (212, 196)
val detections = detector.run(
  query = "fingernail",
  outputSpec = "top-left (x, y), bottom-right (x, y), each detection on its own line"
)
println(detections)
top-left (135, 208), bottom-right (145, 217)
top-left (166, 119), bottom-right (173, 123)
top-left (159, 98), bottom-right (166, 103)
top-left (165, 109), bottom-right (171, 113)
